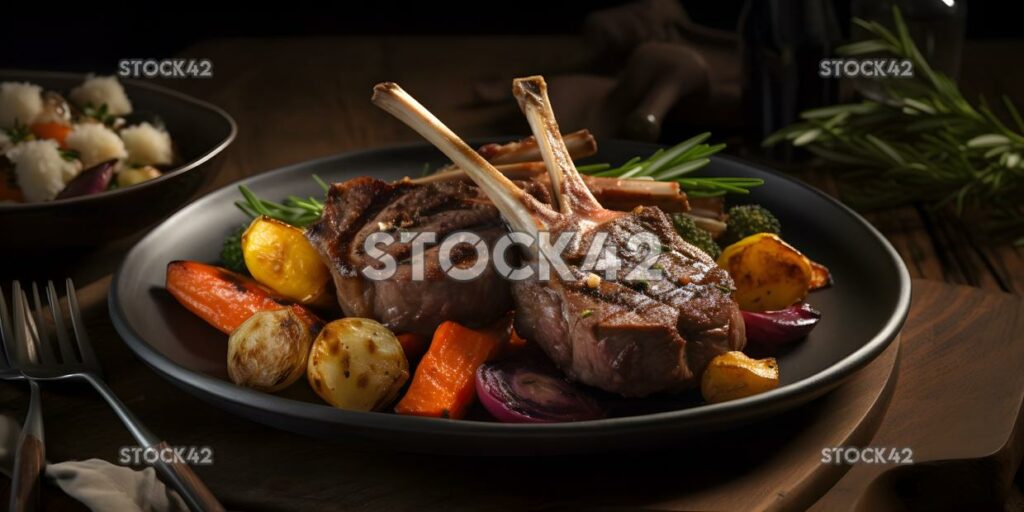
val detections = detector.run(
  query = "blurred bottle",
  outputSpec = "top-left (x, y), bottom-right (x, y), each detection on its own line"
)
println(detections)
top-left (740, 0), bottom-right (843, 159)
top-left (851, 0), bottom-right (966, 102)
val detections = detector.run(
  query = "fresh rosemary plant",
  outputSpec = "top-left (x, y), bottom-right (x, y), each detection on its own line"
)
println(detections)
top-left (577, 132), bottom-right (763, 197)
top-left (765, 6), bottom-right (1024, 245)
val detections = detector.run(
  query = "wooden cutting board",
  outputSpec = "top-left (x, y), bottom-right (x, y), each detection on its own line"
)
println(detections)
top-left (1, 279), bottom-right (1021, 511)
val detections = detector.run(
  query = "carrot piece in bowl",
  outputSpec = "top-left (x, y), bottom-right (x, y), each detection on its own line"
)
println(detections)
top-left (30, 122), bottom-right (72, 146)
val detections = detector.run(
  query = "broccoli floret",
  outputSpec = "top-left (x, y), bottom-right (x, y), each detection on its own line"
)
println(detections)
top-left (671, 214), bottom-right (721, 260)
top-left (722, 204), bottom-right (781, 246)
top-left (220, 226), bottom-right (247, 273)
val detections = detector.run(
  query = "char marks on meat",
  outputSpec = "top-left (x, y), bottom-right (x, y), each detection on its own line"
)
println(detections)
top-left (372, 76), bottom-right (745, 397)
top-left (307, 177), bottom-right (547, 337)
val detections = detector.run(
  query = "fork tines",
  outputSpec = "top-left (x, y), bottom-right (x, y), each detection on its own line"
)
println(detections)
top-left (1, 280), bottom-right (99, 372)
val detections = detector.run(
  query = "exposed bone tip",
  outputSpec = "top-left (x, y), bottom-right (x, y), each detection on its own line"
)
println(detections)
top-left (372, 82), bottom-right (401, 101)
top-left (512, 76), bottom-right (547, 100)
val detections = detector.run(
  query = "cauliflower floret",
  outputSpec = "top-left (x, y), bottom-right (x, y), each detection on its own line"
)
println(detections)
top-left (0, 131), bottom-right (11, 154)
top-left (121, 122), bottom-right (173, 165)
top-left (6, 140), bottom-right (81, 201)
top-left (0, 82), bottom-right (43, 129)
top-left (69, 75), bottom-right (132, 116)
top-left (65, 123), bottom-right (127, 168)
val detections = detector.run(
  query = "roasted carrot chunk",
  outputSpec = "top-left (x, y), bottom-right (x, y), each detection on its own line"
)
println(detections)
top-left (394, 321), bottom-right (504, 419)
top-left (166, 260), bottom-right (297, 334)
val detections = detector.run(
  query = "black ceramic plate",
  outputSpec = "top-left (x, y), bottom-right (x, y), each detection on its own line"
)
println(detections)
top-left (110, 141), bottom-right (910, 454)
top-left (0, 70), bottom-right (236, 249)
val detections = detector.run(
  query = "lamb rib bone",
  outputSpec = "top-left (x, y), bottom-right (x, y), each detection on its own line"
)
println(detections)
top-left (412, 163), bottom-right (691, 213)
top-left (437, 129), bottom-right (597, 170)
top-left (512, 77), bottom-right (609, 221)
top-left (371, 83), bottom-right (558, 255)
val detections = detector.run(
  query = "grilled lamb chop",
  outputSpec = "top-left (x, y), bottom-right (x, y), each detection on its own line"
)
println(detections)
top-left (307, 177), bottom-right (548, 337)
top-left (372, 77), bottom-right (745, 396)
top-left (305, 132), bottom-right (675, 337)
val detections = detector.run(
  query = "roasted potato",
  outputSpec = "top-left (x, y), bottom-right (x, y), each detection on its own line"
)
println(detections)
top-left (242, 216), bottom-right (331, 306)
top-left (717, 233), bottom-right (813, 311)
top-left (809, 260), bottom-right (833, 290)
top-left (701, 351), bottom-right (780, 403)
top-left (307, 318), bottom-right (409, 411)
top-left (228, 307), bottom-right (318, 392)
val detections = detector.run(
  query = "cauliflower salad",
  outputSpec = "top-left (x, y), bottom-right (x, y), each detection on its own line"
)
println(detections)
top-left (0, 75), bottom-right (175, 202)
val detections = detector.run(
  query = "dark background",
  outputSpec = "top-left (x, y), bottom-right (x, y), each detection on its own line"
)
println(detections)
top-left (2, 1), bottom-right (1017, 72)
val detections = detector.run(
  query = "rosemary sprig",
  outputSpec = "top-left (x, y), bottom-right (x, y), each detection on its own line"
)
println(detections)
top-left (235, 175), bottom-right (328, 227)
top-left (765, 6), bottom-right (1024, 244)
top-left (577, 133), bottom-right (762, 197)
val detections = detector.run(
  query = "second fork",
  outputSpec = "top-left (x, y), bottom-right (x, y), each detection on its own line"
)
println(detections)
top-left (1, 282), bottom-right (47, 512)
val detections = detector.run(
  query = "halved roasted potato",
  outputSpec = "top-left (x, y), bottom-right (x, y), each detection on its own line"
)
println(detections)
top-left (701, 351), bottom-right (780, 403)
top-left (242, 216), bottom-right (331, 306)
top-left (717, 233), bottom-right (813, 312)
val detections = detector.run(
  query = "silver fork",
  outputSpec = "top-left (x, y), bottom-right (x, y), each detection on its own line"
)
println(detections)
top-left (6, 280), bottom-right (224, 512)
top-left (0, 282), bottom-right (46, 512)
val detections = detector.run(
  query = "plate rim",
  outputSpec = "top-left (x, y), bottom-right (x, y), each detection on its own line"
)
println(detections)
top-left (0, 69), bottom-right (238, 211)
top-left (109, 141), bottom-right (912, 436)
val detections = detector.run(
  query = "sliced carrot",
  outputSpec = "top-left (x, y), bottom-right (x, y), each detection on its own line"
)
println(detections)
top-left (395, 321), bottom-right (505, 419)
top-left (30, 122), bottom-right (72, 147)
top-left (166, 260), bottom-right (300, 334)
top-left (395, 333), bottom-right (429, 361)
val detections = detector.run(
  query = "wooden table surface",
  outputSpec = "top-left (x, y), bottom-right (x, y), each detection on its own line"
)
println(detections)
top-left (38, 35), bottom-right (1023, 294)
top-left (2, 35), bottom-right (1024, 510)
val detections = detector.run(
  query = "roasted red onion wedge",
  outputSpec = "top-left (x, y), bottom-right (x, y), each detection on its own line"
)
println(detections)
top-left (742, 303), bottom-right (821, 346)
top-left (476, 360), bottom-right (605, 423)
top-left (56, 159), bottom-right (116, 199)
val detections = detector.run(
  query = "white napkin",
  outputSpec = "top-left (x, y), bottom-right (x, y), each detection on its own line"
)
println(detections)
top-left (1, 414), bottom-right (188, 512)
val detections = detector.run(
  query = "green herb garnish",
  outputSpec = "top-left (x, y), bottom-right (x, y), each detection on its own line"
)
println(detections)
top-left (220, 226), bottom-right (247, 273)
top-left (81, 103), bottom-right (116, 126)
top-left (5, 121), bottom-right (33, 144)
top-left (59, 148), bottom-right (80, 162)
top-left (235, 175), bottom-right (328, 227)
top-left (578, 133), bottom-right (763, 197)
